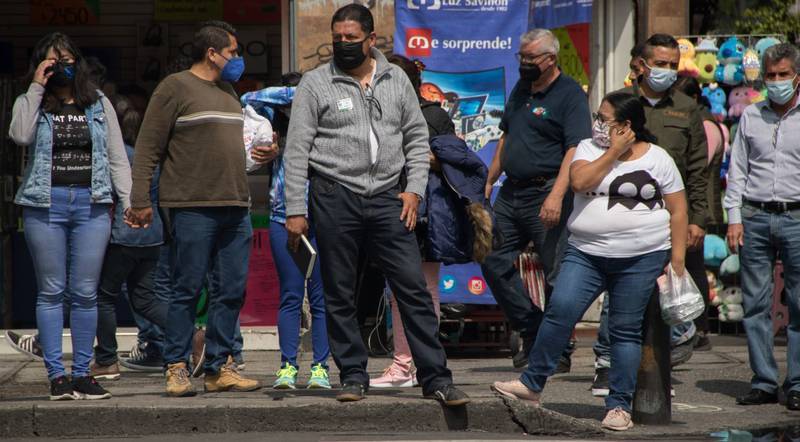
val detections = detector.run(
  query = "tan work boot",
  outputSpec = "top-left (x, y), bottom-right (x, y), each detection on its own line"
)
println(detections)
top-left (90, 361), bottom-right (121, 381)
top-left (166, 362), bottom-right (197, 397)
top-left (204, 358), bottom-right (261, 393)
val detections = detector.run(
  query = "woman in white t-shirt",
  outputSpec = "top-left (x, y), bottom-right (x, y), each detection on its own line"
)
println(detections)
top-left (492, 92), bottom-right (688, 431)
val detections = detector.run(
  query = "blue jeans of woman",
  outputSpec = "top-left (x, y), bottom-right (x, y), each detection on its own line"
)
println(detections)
top-left (520, 245), bottom-right (668, 412)
top-left (269, 221), bottom-right (329, 368)
top-left (23, 186), bottom-right (111, 380)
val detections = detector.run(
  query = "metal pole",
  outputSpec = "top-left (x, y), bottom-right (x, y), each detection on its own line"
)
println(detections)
top-left (633, 289), bottom-right (672, 425)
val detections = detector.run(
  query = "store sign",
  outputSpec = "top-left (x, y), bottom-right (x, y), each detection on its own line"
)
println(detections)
top-left (224, 0), bottom-right (281, 24)
top-left (155, 0), bottom-right (223, 22)
top-left (30, 0), bottom-right (100, 26)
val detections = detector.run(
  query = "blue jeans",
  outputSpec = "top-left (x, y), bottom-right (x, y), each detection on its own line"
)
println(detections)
top-left (269, 222), bottom-right (329, 369)
top-left (148, 244), bottom-right (245, 360)
top-left (741, 206), bottom-right (800, 394)
top-left (521, 245), bottom-right (668, 412)
top-left (163, 207), bottom-right (252, 375)
top-left (23, 186), bottom-right (111, 380)
top-left (594, 246), bottom-right (706, 366)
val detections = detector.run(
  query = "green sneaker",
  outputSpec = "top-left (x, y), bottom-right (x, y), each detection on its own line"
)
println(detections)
top-left (307, 363), bottom-right (331, 389)
top-left (273, 363), bottom-right (298, 390)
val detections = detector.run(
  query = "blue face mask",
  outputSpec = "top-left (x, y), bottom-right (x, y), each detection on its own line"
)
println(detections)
top-left (766, 76), bottom-right (798, 105)
top-left (219, 54), bottom-right (245, 82)
top-left (644, 62), bottom-right (677, 93)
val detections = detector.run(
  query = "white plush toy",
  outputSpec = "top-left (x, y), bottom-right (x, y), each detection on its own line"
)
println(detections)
top-left (715, 286), bottom-right (744, 322)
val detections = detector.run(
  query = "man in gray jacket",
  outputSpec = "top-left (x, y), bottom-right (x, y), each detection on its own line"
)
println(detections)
top-left (284, 4), bottom-right (468, 406)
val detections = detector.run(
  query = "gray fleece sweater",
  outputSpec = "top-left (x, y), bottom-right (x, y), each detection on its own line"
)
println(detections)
top-left (284, 49), bottom-right (430, 217)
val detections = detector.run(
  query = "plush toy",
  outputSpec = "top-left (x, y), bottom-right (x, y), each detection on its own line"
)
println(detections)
top-left (715, 286), bottom-right (744, 322)
top-left (742, 48), bottom-right (761, 82)
top-left (703, 83), bottom-right (727, 122)
top-left (678, 38), bottom-right (700, 77)
top-left (707, 270), bottom-right (723, 305)
top-left (755, 37), bottom-right (781, 62)
top-left (750, 87), bottom-right (767, 104)
top-left (704, 234), bottom-right (729, 267)
top-left (715, 37), bottom-right (745, 85)
top-left (728, 86), bottom-right (755, 119)
top-left (695, 38), bottom-right (719, 84)
top-left (719, 254), bottom-right (741, 276)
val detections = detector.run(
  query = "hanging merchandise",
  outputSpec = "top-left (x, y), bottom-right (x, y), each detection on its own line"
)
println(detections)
top-left (755, 37), bottom-right (781, 62)
top-left (518, 250), bottom-right (546, 312)
top-left (678, 38), bottom-right (700, 78)
top-left (728, 86), bottom-right (757, 119)
top-left (703, 83), bottom-right (728, 122)
top-left (695, 38), bottom-right (719, 84)
top-left (742, 48), bottom-right (761, 82)
top-left (713, 286), bottom-right (744, 322)
top-left (715, 37), bottom-right (745, 86)
top-left (703, 234), bottom-right (729, 267)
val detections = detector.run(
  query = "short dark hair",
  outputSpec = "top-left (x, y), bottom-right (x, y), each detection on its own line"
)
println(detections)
top-left (387, 54), bottom-right (421, 98)
top-left (281, 71), bottom-right (303, 87)
top-left (25, 32), bottom-right (99, 113)
top-left (630, 42), bottom-right (644, 59)
top-left (643, 34), bottom-right (679, 58)
top-left (191, 20), bottom-right (237, 63)
top-left (331, 4), bottom-right (374, 34)
top-left (603, 92), bottom-right (657, 143)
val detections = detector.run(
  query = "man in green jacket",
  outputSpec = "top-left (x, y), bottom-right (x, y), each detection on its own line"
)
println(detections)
top-left (590, 33), bottom-right (709, 398)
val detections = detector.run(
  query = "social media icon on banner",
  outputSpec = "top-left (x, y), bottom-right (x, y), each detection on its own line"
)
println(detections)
top-left (440, 275), bottom-right (456, 293)
top-left (406, 28), bottom-right (433, 58)
top-left (468, 277), bottom-right (486, 295)
top-left (407, 0), bottom-right (441, 10)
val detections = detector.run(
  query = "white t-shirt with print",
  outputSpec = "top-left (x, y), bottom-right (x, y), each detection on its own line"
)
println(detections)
top-left (567, 139), bottom-right (685, 258)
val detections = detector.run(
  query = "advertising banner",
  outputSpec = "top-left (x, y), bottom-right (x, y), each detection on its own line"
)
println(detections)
top-left (395, 0), bottom-right (529, 305)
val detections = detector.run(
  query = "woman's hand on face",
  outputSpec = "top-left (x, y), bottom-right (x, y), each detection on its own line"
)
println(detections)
top-left (609, 126), bottom-right (635, 154)
top-left (33, 59), bottom-right (56, 87)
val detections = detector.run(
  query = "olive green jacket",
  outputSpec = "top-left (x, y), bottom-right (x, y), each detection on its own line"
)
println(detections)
top-left (619, 83), bottom-right (709, 228)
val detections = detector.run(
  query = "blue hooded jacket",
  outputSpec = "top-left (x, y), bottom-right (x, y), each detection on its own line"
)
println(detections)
top-left (422, 134), bottom-right (491, 264)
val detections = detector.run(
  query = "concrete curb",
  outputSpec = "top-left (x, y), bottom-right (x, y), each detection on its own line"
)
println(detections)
top-left (0, 397), bottom-right (622, 438)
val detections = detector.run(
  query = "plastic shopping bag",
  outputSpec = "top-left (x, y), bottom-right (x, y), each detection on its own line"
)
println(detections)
top-left (519, 249), bottom-right (546, 312)
top-left (243, 105), bottom-right (274, 172)
top-left (658, 263), bottom-right (706, 326)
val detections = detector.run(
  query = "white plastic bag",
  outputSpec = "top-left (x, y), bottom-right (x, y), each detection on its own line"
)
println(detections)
top-left (658, 263), bottom-right (706, 326)
top-left (242, 105), bottom-right (274, 172)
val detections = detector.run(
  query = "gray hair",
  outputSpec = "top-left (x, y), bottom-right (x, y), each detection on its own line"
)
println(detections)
top-left (520, 29), bottom-right (559, 55)
top-left (762, 43), bottom-right (800, 74)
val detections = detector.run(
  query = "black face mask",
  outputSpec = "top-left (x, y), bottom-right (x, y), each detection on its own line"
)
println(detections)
top-left (333, 39), bottom-right (368, 71)
top-left (47, 62), bottom-right (76, 88)
top-left (519, 63), bottom-right (542, 82)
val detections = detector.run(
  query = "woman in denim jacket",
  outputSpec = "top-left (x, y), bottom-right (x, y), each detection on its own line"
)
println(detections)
top-left (9, 33), bottom-right (131, 401)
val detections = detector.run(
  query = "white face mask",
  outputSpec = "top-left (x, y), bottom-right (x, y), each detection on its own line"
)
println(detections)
top-left (766, 75), bottom-right (799, 105)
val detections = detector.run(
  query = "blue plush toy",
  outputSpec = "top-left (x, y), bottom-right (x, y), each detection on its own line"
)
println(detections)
top-left (755, 37), bottom-right (781, 62)
top-left (703, 84), bottom-right (727, 122)
top-left (704, 234), bottom-right (729, 267)
top-left (715, 37), bottom-right (745, 85)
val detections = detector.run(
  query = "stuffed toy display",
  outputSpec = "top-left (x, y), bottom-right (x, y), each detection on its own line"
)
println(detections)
top-left (728, 86), bottom-right (756, 119)
top-left (678, 38), bottom-right (700, 77)
top-left (714, 286), bottom-right (745, 322)
top-left (695, 38), bottom-right (720, 84)
top-left (755, 37), bottom-right (781, 61)
top-left (704, 234), bottom-right (729, 267)
top-left (703, 83), bottom-right (728, 122)
top-left (742, 48), bottom-right (761, 82)
top-left (715, 37), bottom-right (745, 86)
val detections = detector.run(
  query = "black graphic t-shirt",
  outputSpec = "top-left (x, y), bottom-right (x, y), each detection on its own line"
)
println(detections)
top-left (51, 104), bottom-right (92, 186)
top-left (566, 139), bottom-right (684, 258)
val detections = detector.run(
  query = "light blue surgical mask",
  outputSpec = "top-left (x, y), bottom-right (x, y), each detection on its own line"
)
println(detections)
top-left (643, 62), bottom-right (678, 93)
top-left (766, 75), bottom-right (798, 105)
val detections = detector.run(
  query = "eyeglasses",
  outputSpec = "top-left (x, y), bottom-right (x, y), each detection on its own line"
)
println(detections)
top-left (515, 52), bottom-right (551, 64)
top-left (592, 112), bottom-right (615, 125)
top-left (364, 84), bottom-right (383, 121)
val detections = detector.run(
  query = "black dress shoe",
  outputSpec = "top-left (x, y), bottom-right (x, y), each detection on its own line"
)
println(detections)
top-left (736, 389), bottom-right (778, 405)
top-left (787, 390), bottom-right (800, 411)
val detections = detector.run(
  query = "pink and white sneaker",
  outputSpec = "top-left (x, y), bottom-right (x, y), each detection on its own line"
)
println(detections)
top-left (370, 365), bottom-right (418, 388)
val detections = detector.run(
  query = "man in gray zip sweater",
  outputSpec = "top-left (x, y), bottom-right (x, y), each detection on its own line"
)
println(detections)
top-left (284, 4), bottom-right (468, 406)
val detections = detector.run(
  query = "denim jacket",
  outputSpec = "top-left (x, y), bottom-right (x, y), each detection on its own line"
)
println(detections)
top-left (10, 84), bottom-right (132, 209)
top-left (110, 145), bottom-right (163, 247)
